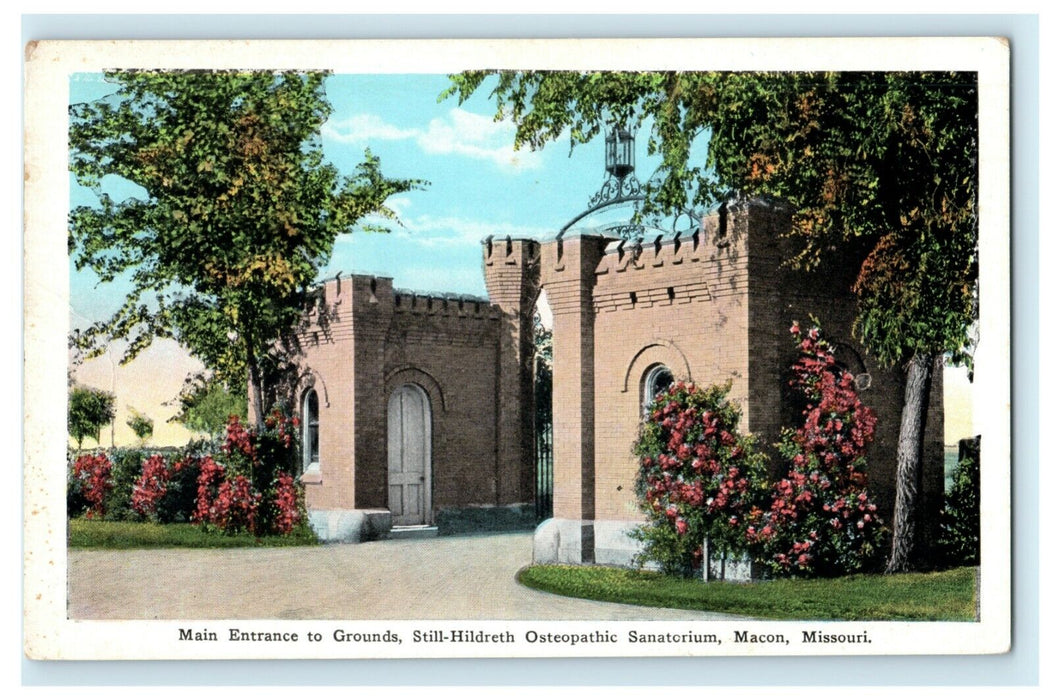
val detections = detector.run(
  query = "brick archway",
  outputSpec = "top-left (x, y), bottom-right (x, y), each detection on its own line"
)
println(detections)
top-left (383, 365), bottom-right (446, 413)
top-left (621, 340), bottom-right (693, 397)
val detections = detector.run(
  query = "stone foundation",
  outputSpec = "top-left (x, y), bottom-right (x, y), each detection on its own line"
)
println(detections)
top-left (533, 518), bottom-right (643, 568)
top-left (307, 509), bottom-right (392, 543)
top-left (533, 518), bottom-right (761, 582)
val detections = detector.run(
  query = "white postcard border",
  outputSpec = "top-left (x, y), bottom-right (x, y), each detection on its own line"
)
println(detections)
top-left (24, 37), bottom-right (1012, 661)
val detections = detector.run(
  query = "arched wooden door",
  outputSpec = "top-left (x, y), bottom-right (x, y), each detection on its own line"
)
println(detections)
top-left (387, 384), bottom-right (432, 526)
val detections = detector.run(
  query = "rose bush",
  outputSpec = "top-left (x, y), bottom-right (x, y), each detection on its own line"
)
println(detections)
top-left (746, 323), bottom-right (886, 577)
top-left (71, 408), bottom-right (306, 537)
top-left (632, 381), bottom-right (769, 576)
top-left (70, 453), bottom-right (113, 519)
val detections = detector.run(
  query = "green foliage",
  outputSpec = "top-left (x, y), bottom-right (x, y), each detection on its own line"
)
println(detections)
top-left (146, 442), bottom-right (213, 525)
top-left (171, 373), bottom-right (248, 438)
top-left (126, 407), bottom-right (154, 444)
top-left (632, 381), bottom-right (768, 576)
top-left (66, 463), bottom-right (91, 518)
top-left (102, 447), bottom-right (149, 521)
top-left (69, 70), bottom-right (424, 422)
top-left (68, 385), bottom-right (116, 448)
top-left (937, 454), bottom-right (980, 567)
top-left (68, 518), bottom-right (318, 549)
top-left (517, 564), bottom-right (976, 621)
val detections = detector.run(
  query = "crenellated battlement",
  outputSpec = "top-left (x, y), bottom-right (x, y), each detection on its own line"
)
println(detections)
top-left (483, 235), bottom-right (540, 270)
top-left (594, 229), bottom-right (708, 276)
top-left (482, 235), bottom-right (542, 319)
top-left (392, 289), bottom-right (500, 320)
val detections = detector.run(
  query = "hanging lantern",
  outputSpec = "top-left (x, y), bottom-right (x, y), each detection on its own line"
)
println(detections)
top-left (605, 127), bottom-right (635, 180)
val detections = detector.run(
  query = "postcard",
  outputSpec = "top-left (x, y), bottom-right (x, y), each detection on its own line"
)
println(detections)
top-left (24, 37), bottom-right (1010, 660)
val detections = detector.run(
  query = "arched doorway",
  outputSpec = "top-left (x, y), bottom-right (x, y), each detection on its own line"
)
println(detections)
top-left (387, 384), bottom-right (432, 526)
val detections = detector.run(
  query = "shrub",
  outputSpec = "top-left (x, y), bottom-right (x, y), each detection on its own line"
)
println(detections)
top-left (66, 458), bottom-right (90, 518)
top-left (266, 471), bottom-right (303, 535)
top-left (251, 407), bottom-right (300, 497)
top-left (155, 453), bottom-right (204, 523)
top-left (130, 454), bottom-right (171, 518)
top-left (192, 455), bottom-right (229, 528)
top-left (70, 453), bottom-right (113, 519)
top-left (104, 448), bottom-right (151, 522)
top-left (126, 443), bottom-right (207, 524)
top-left (210, 474), bottom-right (260, 534)
top-left (937, 445), bottom-right (980, 567)
top-left (632, 381), bottom-right (769, 576)
top-left (126, 408), bottom-right (154, 444)
top-left (746, 323), bottom-right (886, 578)
top-left (188, 411), bottom-right (300, 536)
top-left (68, 410), bottom-right (305, 539)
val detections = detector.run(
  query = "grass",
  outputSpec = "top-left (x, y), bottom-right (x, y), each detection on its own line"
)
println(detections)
top-left (68, 518), bottom-right (319, 549)
top-left (517, 564), bottom-right (977, 621)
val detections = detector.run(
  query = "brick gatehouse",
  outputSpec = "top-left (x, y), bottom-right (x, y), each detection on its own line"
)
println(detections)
top-left (281, 197), bottom-right (944, 569)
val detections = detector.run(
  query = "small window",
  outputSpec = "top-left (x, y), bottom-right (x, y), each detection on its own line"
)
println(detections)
top-left (302, 389), bottom-right (320, 473)
top-left (643, 364), bottom-right (675, 411)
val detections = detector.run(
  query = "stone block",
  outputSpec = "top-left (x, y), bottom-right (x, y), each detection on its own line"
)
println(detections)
top-left (308, 509), bottom-right (392, 543)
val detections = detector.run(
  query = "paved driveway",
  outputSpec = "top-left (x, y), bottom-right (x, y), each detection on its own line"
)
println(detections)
top-left (68, 532), bottom-right (747, 621)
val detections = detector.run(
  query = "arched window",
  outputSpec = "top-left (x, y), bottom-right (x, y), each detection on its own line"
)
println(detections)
top-left (302, 389), bottom-right (320, 474)
top-left (643, 364), bottom-right (675, 411)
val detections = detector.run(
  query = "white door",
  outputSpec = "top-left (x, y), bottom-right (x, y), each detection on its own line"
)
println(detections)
top-left (387, 384), bottom-right (432, 526)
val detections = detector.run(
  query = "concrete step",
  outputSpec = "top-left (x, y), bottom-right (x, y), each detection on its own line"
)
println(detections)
top-left (387, 525), bottom-right (439, 540)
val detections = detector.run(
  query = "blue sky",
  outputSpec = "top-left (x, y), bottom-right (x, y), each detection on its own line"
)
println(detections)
top-left (69, 72), bottom-right (671, 326)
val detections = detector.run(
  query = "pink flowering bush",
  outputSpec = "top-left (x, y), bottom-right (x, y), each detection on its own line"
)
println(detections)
top-left (745, 323), bottom-right (886, 577)
top-left (68, 409), bottom-right (306, 538)
top-left (192, 453), bottom-right (260, 534)
top-left (71, 453), bottom-right (114, 519)
top-left (209, 474), bottom-right (260, 534)
top-left (267, 471), bottom-right (302, 535)
top-left (632, 381), bottom-right (769, 576)
top-left (191, 410), bottom-right (302, 536)
top-left (129, 452), bottom-right (201, 523)
top-left (130, 454), bottom-right (170, 517)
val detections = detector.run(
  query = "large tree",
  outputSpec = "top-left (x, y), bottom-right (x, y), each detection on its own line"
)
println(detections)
top-left (70, 70), bottom-right (422, 428)
top-left (447, 71), bottom-right (978, 572)
top-left (68, 384), bottom-right (115, 449)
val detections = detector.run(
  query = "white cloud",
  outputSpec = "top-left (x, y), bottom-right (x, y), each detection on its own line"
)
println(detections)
top-left (396, 214), bottom-right (551, 249)
top-left (322, 114), bottom-right (417, 144)
top-left (415, 109), bottom-right (543, 172)
top-left (323, 108), bottom-right (545, 172)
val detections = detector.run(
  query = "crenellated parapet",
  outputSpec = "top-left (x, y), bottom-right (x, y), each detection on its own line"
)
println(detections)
top-left (297, 273), bottom-right (502, 350)
top-left (482, 235), bottom-right (542, 316)
top-left (586, 198), bottom-right (795, 314)
top-left (392, 289), bottom-right (500, 321)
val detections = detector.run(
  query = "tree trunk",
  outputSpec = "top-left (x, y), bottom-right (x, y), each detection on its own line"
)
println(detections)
top-left (248, 361), bottom-right (266, 432)
top-left (244, 328), bottom-right (267, 433)
top-left (885, 350), bottom-right (935, 574)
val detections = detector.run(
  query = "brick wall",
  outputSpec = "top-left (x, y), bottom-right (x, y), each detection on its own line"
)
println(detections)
top-left (587, 216), bottom-right (753, 523)
top-left (293, 273), bottom-right (510, 518)
top-left (742, 198), bottom-right (944, 534)
top-left (482, 237), bottom-right (542, 506)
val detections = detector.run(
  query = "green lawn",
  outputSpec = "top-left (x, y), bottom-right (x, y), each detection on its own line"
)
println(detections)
top-left (68, 518), bottom-right (319, 549)
top-left (518, 564), bottom-right (976, 621)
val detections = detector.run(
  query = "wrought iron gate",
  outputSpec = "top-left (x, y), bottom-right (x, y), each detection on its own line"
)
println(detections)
top-left (535, 420), bottom-right (553, 522)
